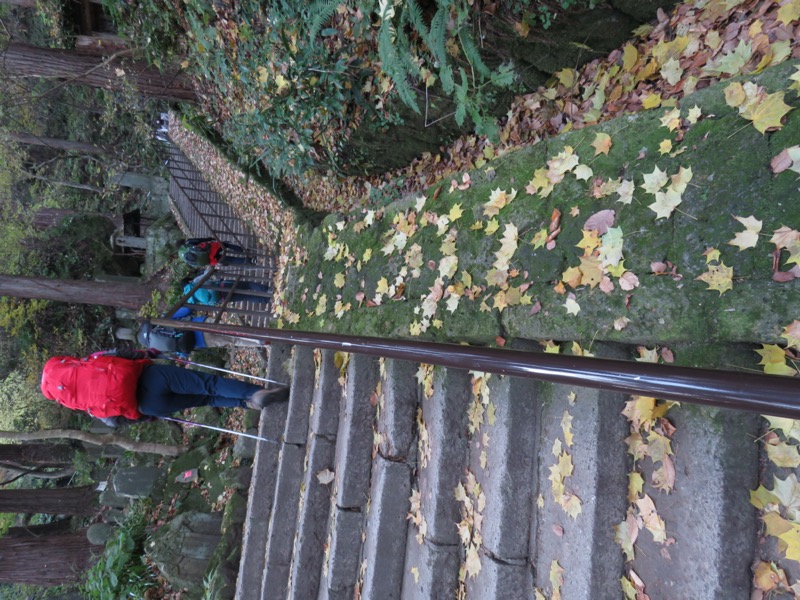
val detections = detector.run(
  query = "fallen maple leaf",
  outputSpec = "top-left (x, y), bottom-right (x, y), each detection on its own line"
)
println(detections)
top-left (696, 262), bottom-right (733, 294)
top-left (742, 90), bottom-right (793, 134)
top-left (727, 215), bottom-right (762, 251)
top-left (591, 132), bottom-right (612, 156)
top-left (584, 209), bottom-right (616, 235)
top-left (756, 344), bottom-right (797, 376)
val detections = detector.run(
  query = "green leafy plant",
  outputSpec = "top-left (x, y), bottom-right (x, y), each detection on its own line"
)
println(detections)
top-left (82, 503), bottom-right (158, 599)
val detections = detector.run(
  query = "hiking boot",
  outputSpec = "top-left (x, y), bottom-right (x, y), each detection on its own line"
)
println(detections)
top-left (246, 386), bottom-right (290, 409)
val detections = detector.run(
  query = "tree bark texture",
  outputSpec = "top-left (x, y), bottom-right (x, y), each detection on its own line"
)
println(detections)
top-left (0, 428), bottom-right (186, 457)
top-left (0, 485), bottom-right (97, 516)
top-left (0, 442), bottom-right (75, 468)
top-left (0, 274), bottom-right (155, 310)
top-left (0, 528), bottom-right (96, 585)
top-left (1, 43), bottom-right (196, 102)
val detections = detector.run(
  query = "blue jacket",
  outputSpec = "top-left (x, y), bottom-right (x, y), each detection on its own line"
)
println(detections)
top-left (172, 307), bottom-right (209, 349)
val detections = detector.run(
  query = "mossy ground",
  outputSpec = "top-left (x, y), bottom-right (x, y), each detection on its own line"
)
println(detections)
top-left (280, 61), bottom-right (800, 369)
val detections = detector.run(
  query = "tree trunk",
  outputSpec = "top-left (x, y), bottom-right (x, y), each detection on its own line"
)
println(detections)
top-left (0, 428), bottom-right (186, 457)
top-left (5, 519), bottom-right (72, 537)
top-left (0, 485), bottom-right (97, 516)
top-left (0, 442), bottom-right (75, 468)
top-left (1, 43), bottom-right (196, 103)
top-left (0, 528), bottom-right (96, 585)
top-left (0, 274), bottom-right (156, 310)
top-left (5, 131), bottom-right (108, 154)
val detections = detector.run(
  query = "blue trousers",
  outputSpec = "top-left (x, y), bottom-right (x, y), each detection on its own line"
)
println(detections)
top-left (136, 365), bottom-right (263, 416)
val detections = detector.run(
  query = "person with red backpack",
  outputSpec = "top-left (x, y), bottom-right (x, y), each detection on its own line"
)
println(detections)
top-left (40, 347), bottom-right (289, 423)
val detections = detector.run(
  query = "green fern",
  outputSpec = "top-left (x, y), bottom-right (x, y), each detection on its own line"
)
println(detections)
top-left (307, 0), bottom-right (339, 40)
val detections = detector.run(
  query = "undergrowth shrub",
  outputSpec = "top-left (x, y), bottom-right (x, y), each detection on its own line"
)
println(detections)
top-left (82, 503), bottom-right (159, 599)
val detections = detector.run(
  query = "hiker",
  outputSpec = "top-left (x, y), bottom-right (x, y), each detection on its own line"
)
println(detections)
top-left (183, 273), bottom-right (272, 306)
top-left (136, 307), bottom-right (267, 355)
top-left (177, 238), bottom-right (256, 267)
top-left (40, 348), bottom-right (289, 424)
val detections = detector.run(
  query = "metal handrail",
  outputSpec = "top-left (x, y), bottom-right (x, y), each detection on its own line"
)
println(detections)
top-left (149, 320), bottom-right (800, 418)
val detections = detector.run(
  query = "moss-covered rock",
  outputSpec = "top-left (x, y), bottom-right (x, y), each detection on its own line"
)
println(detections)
top-left (283, 61), bottom-right (800, 361)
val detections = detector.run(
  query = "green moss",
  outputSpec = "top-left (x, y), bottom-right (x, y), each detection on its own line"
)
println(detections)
top-left (283, 61), bottom-right (800, 350)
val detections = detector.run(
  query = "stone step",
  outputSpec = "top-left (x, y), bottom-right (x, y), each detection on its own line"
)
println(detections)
top-left (287, 349), bottom-right (343, 600)
top-left (361, 358), bottom-right (419, 600)
top-left (235, 342), bottom-right (293, 600)
top-left (402, 366), bottom-right (472, 599)
top-left (235, 342), bottom-right (768, 600)
top-left (627, 404), bottom-right (759, 599)
top-left (261, 345), bottom-right (317, 599)
top-left (530, 379), bottom-right (630, 599)
top-left (465, 371), bottom-right (540, 598)
top-left (317, 353), bottom-right (381, 599)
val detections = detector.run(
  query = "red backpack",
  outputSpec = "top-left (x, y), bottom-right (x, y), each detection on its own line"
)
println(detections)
top-left (40, 355), bottom-right (151, 420)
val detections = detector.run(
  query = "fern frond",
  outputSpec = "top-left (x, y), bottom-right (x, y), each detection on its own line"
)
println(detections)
top-left (378, 22), bottom-right (420, 112)
top-left (308, 0), bottom-right (339, 40)
top-left (458, 28), bottom-right (490, 79)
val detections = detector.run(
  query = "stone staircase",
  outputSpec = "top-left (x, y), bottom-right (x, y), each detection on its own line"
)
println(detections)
top-left (235, 342), bottom-right (765, 599)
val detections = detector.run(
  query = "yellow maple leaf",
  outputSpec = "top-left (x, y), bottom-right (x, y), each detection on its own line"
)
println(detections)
top-left (727, 215), bottom-right (762, 251)
top-left (591, 132), bottom-right (613, 156)
top-left (579, 256), bottom-right (604, 288)
top-left (750, 484), bottom-right (779, 509)
top-left (576, 229), bottom-right (601, 255)
top-left (628, 472), bottom-right (644, 502)
top-left (449, 203), bottom-right (464, 222)
top-left (561, 411), bottom-right (574, 447)
top-left (767, 440), bottom-right (800, 468)
top-left (562, 266), bottom-right (583, 288)
top-left (465, 544), bottom-right (482, 578)
top-left (659, 108), bottom-right (682, 131)
top-left (622, 44), bottom-right (639, 71)
top-left (756, 344), bottom-right (797, 376)
top-left (742, 91), bottom-right (793, 134)
top-left (659, 139), bottom-right (673, 155)
top-left (485, 218), bottom-right (500, 236)
top-left (696, 262), bottom-right (733, 294)
top-left (560, 492), bottom-right (583, 519)
top-left (779, 523), bottom-right (800, 563)
top-left (642, 93), bottom-right (662, 109)
top-left (542, 340), bottom-right (561, 354)
top-left (333, 272), bottom-right (346, 288)
top-left (376, 277), bottom-right (390, 295)
top-left (686, 105), bottom-right (702, 124)
top-left (704, 247), bottom-right (721, 263)
top-left (636, 494), bottom-right (667, 543)
top-left (777, 0), bottom-right (800, 25)
top-left (531, 228), bottom-right (548, 249)
top-left (765, 415), bottom-right (800, 442)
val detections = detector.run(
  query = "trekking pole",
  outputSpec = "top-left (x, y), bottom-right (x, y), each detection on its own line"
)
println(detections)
top-left (161, 354), bottom-right (285, 386)
top-left (158, 416), bottom-right (279, 445)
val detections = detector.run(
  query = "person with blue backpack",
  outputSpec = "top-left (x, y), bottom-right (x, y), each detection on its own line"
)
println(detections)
top-left (183, 273), bottom-right (272, 306)
top-left (136, 307), bottom-right (267, 355)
